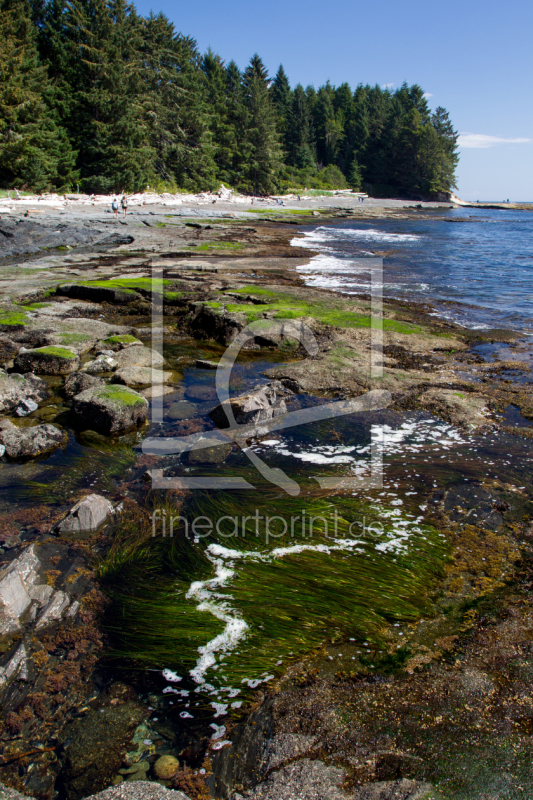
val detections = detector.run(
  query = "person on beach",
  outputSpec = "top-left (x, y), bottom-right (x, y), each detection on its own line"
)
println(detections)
top-left (112, 198), bottom-right (119, 218)
top-left (121, 194), bottom-right (128, 217)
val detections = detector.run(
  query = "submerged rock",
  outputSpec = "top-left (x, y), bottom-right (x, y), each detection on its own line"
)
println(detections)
top-left (153, 755), bottom-right (179, 780)
top-left (14, 345), bottom-right (80, 375)
top-left (0, 419), bottom-right (66, 458)
top-left (209, 384), bottom-right (286, 429)
top-left (14, 397), bottom-right (38, 416)
top-left (57, 493), bottom-right (115, 534)
top-left (72, 385), bottom-right (148, 435)
top-left (0, 370), bottom-right (49, 413)
top-left (418, 388), bottom-right (494, 432)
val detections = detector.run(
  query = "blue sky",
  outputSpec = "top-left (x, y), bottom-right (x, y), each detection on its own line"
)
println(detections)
top-left (135, 0), bottom-right (533, 200)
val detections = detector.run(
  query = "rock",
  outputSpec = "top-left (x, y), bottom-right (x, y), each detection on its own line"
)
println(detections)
top-left (57, 493), bottom-right (115, 534)
top-left (72, 385), bottom-right (148, 435)
top-left (0, 419), bottom-right (67, 458)
top-left (78, 782), bottom-right (191, 800)
top-left (0, 782), bottom-right (29, 800)
top-left (166, 401), bottom-right (197, 420)
top-left (14, 397), bottom-right (38, 416)
top-left (64, 371), bottom-right (105, 398)
top-left (112, 366), bottom-right (174, 388)
top-left (209, 384), bottom-right (287, 429)
top-left (418, 388), bottom-right (493, 432)
top-left (58, 283), bottom-right (138, 305)
top-left (0, 544), bottom-right (74, 639)
top-left (153, 755), bottom-right (179, 780)
top-left (82, 355), bottom-right (119, 374)
top-left (0, 444), bottom-right (5, 457)
top-left (185, 440), bottom-right (233, 465)
top-left (185, 384), bottom-right (216, 401)
top-left (243, 758), bottom-right (346, 800)
top-left (100, 334), bottom-right (143, 351)
top-left (195, 358), bottom-right (219, 369)
top-left (125, 773), bottom-right (148, 782)
top-left (0, 370), bottom-right (49, 413)
top-left (139, 385), bottom-right (176, 400)
top-left (114, 345), bottom-right (166, 369)
top-left (374, 752), bottom-right (424, 781)
top-left (352, 779), bottom-right (434, 800)
top-left (14, 345), bottom-right (80, 375)
top-left (59, 700), bottom-right (148, 800)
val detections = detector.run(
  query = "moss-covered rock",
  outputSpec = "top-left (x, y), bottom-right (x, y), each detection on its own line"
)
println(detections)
top-left (72, 385), bottom-right (148, 435)
top-left (14, 345), bottom-right (80, 375)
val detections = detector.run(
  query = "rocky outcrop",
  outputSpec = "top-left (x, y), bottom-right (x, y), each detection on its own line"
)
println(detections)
top-left (0, 419), bottom-right (67, 458)
top-left (0, 370), bottom-right (49, 413)
top-left (0, 783), bottom-right (192, 800)
top-left (57, 494), bottom-right (115, 534)
top-left (72, 385), bottom-right (148, 434)
top-left (14, 345), bottom-right (80, 375)
top-left (417, 388), bottom-right (494, 432)
top-left (209, 384), bottom-right (287, 429)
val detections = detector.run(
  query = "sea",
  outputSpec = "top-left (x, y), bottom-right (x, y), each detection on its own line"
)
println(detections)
top-left (294, 207), bottom-right (533, 334)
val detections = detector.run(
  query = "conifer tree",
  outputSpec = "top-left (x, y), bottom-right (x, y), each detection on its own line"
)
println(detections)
top-left (0, 0), bottom-right (77, 191)
top-left (241, 54), bottom-right (281, 194)
top-left (285, 84), bottom-right (315, 170)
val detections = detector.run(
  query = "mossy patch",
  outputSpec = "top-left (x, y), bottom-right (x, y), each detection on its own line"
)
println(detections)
top-left (194, 241), bottom-right (245, 252)
top-left (0, 308), bottom-right (28, 326)
top-left (34, 346), bottom-right (78, 359)
top-left (78, 277), bottom-right (170, 294)
top-left (22, 302), bottom-right (51, 311)
top-left (95, 385), bottom-right (146, 407)
top-left (103, 334), bottom-right (141, 345)
top-left (57, 332), bottom-right (93, 345)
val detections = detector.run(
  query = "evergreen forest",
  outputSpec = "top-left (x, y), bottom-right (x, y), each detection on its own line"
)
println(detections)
top-left (0, 0), bottom-right (459, 197)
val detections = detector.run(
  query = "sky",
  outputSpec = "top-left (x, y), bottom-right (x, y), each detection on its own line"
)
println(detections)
top-left (134, 0), bottom-right (533, 200)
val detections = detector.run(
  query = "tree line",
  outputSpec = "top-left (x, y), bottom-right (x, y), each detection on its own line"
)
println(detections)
top-left (0, 0), bottom-right (459, 197)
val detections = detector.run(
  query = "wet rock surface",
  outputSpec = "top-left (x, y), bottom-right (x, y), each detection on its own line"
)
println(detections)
top-left (0, 419), bottom-right (66, 458)
top-left (0, 218), bottom-right (133, 258)
top-left (209, 384), bottom-right (287, 428)
top-left (56, 494), bottom-right (115, 534)
top-left (0, 371), bottom-right (49, 414)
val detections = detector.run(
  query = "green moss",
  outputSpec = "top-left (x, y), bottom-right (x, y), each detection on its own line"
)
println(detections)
top-left (95, 385), bottom-right (146, 407)
top-left (57, 332), bottom-right (93, 345)
top-left (35, 346), bottom-right (78, 359)
top-left (22, 302), bottom-right (51, 311)
top-left (226, 287), bottom-right (421, 333)
top-left (163, 291), bottom-right (184, 302)
top-left (103, 334), bottom-right (141, 345)
top-left (78, 277), bottom-right (170, 295)
top-left (454, 392), bottom-right (466, 398)
top-left (0, 309), bottom-right (28, 326)
top-left (195, 241), bottom-right (244, 251)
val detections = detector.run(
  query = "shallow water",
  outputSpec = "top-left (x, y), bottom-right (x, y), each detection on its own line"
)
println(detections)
top-left (294, 208), bottom-right (533, 332)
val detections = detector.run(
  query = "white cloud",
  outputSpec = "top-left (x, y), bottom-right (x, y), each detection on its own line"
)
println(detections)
top-left (458, 133), bottom-right (532, 149)
top-left (381, 83), bottom-right (394, 90)
top-left (423, 92), bottom-right (433, 99)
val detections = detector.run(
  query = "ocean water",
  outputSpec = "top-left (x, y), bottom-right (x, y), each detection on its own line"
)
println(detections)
top-left (294, 208), bottom-right (533, 333)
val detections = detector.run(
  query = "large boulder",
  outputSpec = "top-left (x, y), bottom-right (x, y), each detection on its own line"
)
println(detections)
top-left (72, 385), bottom-right (148, 435)
top-left (0, 370), bottom-right (49, 413)
top-left (209, 384), bottom-right (287, 429)
top-left (82, 355), bottom-right (118, 374)
top-left (0, 419), bottom-right (66, 459)
top-left (57, 494), bottom-right (115, 534)
top-left (14, 345), bottom-right (80, 375)
top-left (64, 372), bottom-right (105, 398)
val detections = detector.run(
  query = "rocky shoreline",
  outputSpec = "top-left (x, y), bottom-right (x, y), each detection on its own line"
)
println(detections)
top-left (1, 196), bottom-right (533, 800)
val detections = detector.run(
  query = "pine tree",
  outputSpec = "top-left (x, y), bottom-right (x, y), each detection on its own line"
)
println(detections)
top-left (0, 0), bottom-right (77, 191)
top-left (271, 64), bottom-right (291, 151)
top-left (313, 83), bottom-right (342, 167)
